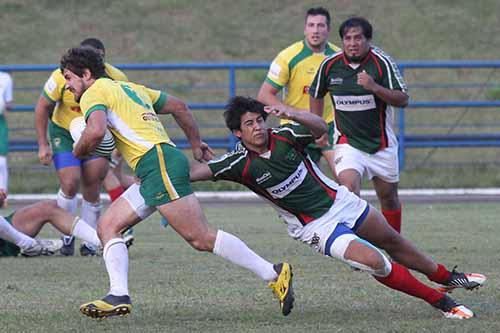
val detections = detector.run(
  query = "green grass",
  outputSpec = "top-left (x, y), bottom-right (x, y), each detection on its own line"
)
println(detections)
top-left (0, 202), bottom-right (497, 332)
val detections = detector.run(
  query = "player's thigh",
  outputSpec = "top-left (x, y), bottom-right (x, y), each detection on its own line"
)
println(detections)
top-left (81, 156), bottom-right (109, 185)
top-left (354, 205), bottom-right (401, 249)
top-left (98, 194), bottom-right (147, 241)
top-left (11, 200), bottom-right (58, 236)
top-left (157, 194), bottom-right (215, 244)
top-left (56, 165), bottom-right (81, 195)
top-left (365, 145), bottom-right (399, 183)
top-left (334, 144), bottom-right (364, 191)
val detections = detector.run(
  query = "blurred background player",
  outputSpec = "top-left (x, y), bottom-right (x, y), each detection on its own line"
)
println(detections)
top-left (190, 96), bottom-right (486, 320)
top-left (257, 6), bottom-right (340, 177)
top-left (0, 71), bottom-right (13, 208)
top-left (310, 17), bottom-right (408, 233)
top-left (34, 38), bottom-right (128, 255)
top-left (0, 190), bottom-right (101, 257)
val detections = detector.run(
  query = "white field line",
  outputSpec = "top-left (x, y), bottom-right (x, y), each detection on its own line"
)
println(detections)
top-left (7, 188), bottom-right (500, 203)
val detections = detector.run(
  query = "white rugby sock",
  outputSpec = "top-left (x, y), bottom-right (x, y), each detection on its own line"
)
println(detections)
top-left (81, 199), bottom-right (102, 229)
top-left (56, 189), bottom-right (78, 214)
top-left (0, 216), bottom-right (37, 249)
top-left (0, 156), bottom-right (8, 192)
top-left (213, 230), bottom-right (277, 282)
top-left (103, 238), bottom-right (129, 296)
top-left (71, 217), bottom-right (101, 247)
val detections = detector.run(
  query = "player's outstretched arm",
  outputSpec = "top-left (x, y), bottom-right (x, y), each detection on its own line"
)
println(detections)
top-left (189, 162), bottom-right (214, 182)
top-left (73, 110), bottom-right (107, 158)
top-left (34, 95), bottom-right (56, 165)
top-left (158, 95), bottom-right (214, 162)
top-left (264, 105), bottom-right (328, 139)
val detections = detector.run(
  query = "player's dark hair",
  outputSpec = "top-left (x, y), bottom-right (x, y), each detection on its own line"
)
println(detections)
top-left (80, 38), bottom-right (106, 56)
top-left (339, 16), bottom-right (373, 39)
top-left (306, 7), bottom-right (331, 27)
top-left (223, 96), bottom-right (268, 131)
top-left (60, 47), bottom-right (106, 79)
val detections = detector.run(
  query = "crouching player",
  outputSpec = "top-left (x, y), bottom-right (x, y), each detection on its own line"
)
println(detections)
top-left (190, 96), bottom-right (486, 320)
top-left (0, 190), bottom-right (101, 257)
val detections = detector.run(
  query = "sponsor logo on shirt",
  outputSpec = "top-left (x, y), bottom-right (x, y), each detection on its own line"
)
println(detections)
top-left (70, 106), bottom-right (81, 113)
top-left (256, 171), bottom-right (271, 184)
top-left (268, 61), bottom-right (281, 78)
top-left (302, 85), bottom-right (310, 94)
top-left (142, 112), bottom-right (160, 122)
top-left (266, 162), bottom-right (307, 199)
top-left (329, 77), bottom-right (343, 85)
top-left (334, 95), bottom-right (376, 112)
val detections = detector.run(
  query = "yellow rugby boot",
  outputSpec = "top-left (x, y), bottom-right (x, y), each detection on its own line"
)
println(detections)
top-left (80, 294), bottom-right (132, 319)
top-left (268, 263), bottom-right (294, 316)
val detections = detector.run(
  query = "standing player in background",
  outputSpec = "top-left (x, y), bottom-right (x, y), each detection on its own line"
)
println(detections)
top-left (257, 7), bottom-right (340, 177)
top-left (35, 38), bottom-right (128, 256)
top-left (190, 96), bottom-right (486, 320)
top-left (310, 17), bottom-right (407, 233)
top-left (60, 47), bottom-right (293, 319)
top-left (0, 71), bottom-right (13, 208)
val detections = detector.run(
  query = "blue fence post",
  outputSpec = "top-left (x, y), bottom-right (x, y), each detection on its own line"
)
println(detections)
top-left (227, 66), bottom-right (238, 151)
top-left (398, 67), bottom-right (406, 170)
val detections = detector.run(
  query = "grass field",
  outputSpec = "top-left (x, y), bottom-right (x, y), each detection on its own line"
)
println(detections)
top-left (0, 202), bottom-right (497, 332)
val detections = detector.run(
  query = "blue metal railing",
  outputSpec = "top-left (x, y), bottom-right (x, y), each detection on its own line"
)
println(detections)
top-left (1, 61), bottom-right (500, 169)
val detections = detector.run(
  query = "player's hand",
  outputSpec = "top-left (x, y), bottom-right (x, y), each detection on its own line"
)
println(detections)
top-left (38, 143), bottom-right (53, 165)
top-left (314, 133), bottom-right (329, 147)
top-left (264, 105), bottom-right (293, 119)
top-left (192, 141), bottom-right (214, 162)
top-left (357, 70), bottom-right (376, 91)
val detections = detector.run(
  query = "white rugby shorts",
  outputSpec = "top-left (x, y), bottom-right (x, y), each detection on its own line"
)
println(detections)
top-left (292, 186), bottom-right (369, 256)
top-left (121, 183), bottom-right (156, 220)
top-left (334, 143), bottom-right (399, 183)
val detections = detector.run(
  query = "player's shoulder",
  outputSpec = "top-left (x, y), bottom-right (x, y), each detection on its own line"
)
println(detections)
top-left (370, 46), bottom-right (397, 62)
top-left (276, 41), bottom-right (307, 61)
top-left (0, 71), bottom-right (12, 82)
top-left (104, 63), bottom-right (128, 81)
top-left (272, 124), bottom-right (312, 138)
top-left (48, 68), bottom-right (66, 84)
top-left (326, 42), bottom-right (342, 53)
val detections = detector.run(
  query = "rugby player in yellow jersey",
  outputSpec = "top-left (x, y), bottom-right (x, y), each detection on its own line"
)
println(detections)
top-left (258, 7), bottom-right (340, 178)
top-left (60, 47), bottom-right (294, 319)
top-left (35, 38), bottom-right (128, 256)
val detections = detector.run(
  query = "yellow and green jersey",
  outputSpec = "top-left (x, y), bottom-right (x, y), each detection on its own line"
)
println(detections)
top-left (80, 78), bottom-right (171, 170)
top-left (265, 40), bottom-right (340, 124)
top-left (42, 63), bottom-right (128, 130)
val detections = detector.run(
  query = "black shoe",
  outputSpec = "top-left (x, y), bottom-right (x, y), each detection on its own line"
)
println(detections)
top-left (60, 235), bottom-right (75, 256)
top-left (431, 294), bottom-right (473, 319)
top-left (438, 266), bottom-right (486, 292)
top-left (80, 243), bottom-right (99, 256)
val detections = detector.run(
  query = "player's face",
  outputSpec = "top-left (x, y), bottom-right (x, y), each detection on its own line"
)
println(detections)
top-left (235, 112), bottom-right (268, 153)
top-left (342, 26), bottom-right (371, 62)
top-left (62, 68), bottom-right (91, 102)
top-left (304, 15), bottom-right (330, 51)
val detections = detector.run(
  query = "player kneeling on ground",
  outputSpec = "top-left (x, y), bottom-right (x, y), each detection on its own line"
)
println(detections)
top-left (190, 96), bottom-right (486, 320)
top-left (0, 190), bottom-right (101, 257)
